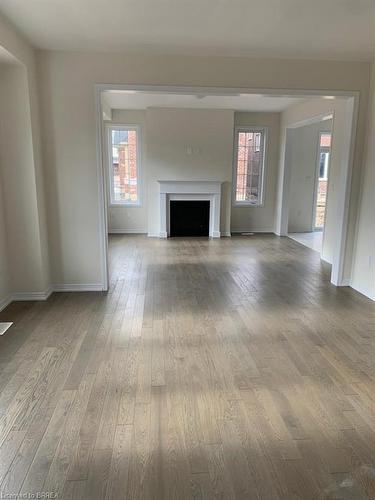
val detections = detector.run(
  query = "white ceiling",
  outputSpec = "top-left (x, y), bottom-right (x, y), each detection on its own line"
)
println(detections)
top-left (0, 0), bottom-right (375, 60)
top-left (102, 91), bottom-right (307, 112)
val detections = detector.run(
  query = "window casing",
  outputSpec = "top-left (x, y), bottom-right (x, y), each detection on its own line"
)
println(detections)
top-left (233, 127), bottom-right (267, 206)
top-left (108, 125), bottom-right (141, 206)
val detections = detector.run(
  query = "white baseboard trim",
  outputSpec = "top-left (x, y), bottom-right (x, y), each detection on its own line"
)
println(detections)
top-left (147, 232), bottom-right (160, 238)
top-left (0, 286), bottom-right (53, 313)
top-left (340, 278), bottom-right (351, 287)
top-left (0, 295), bottom-right (13, 313)
top-left (0, 283), bottom-right (106, 312)
top-left (53, 283), bottom-right (105, 292)
top-left (108, 229), bottom-right (147, 234)
top-left (232, 229), bottom-right (275, 234)
top-left (351, 283), bottom-right (375, 301)
top-left (12, 286), bottom-right (54, 302)
top-left (221, 231), bottom-right (231, 237)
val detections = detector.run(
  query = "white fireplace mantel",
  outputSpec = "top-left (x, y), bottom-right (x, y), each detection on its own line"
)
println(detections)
top-left (158, 180), bottom-right (222, 238)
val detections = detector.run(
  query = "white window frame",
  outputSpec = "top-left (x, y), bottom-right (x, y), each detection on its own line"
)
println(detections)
top-left (318, 131), bottom-right (331, 181)
top-left (232, 126), bottom-right (267, 207)
top-left (107, 124), bottom-right (141, 206)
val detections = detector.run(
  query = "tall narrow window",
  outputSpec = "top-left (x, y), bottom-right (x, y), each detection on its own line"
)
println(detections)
top-left (108, 126), bottom-right (140, 205)
top-left (233, 127), bottom-right (266, 206)
top-left (315, 132), bottom-right (332, 229)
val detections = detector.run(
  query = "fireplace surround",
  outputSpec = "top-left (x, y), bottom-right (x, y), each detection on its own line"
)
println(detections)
top-left (158, 180), bottom-right (222, 238)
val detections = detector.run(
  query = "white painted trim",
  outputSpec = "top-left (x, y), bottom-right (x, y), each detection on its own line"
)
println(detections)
top-left (0, 283), bottom-right (106, 312)
top-left (108, 229), bottom-right (147, 234)
top-left (0, 322), bottom-right (13, 335)
top-left (158, 181), bottom-right (222, 238)
top-left (95, 84), bottom-right (359, 99)
top-left (12, 286), bottom-right (54, 302)
top-left (351, 283), bottom-right (375, 302)
top-left (340, 278), bottom-right (351, 287)
top-left (232, 126), bottom-right (268, 207)
top-left (0, 286), bottom-right (53, 312)
top-left (286, 112), bottom-right (334, 130)
top-left (95, 86), bottom-right (109, 292)
top-left (231, 229), bottom-right (275, 234)
top-left (222, 231), bottom-right (232, 237)
top-left (331, 97), bottom-right (358, 286)
top-left (53, 284), bottom-right (105, 292)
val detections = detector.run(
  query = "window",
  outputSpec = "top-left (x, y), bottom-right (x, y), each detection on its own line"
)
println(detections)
top-left (108, 126), bottom-right (140, 205)
top-left (319, 151), bottom-right (330, 180)
top-left (318, 133), bottom-right (331, 180)
top-left (233, 127), bottom-right (266, 206)
top-left (315, 132), bottom-right (332, 229)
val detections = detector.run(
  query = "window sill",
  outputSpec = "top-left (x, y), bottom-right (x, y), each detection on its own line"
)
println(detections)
top-left (233, 202), bottom-right (264, 208)
top-left (109, 202), bottom-right (142, 208)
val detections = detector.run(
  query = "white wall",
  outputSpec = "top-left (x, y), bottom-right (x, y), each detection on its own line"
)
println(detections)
top-left (0, 14), bottom-right (372, 303)
top-left (231, 112), bottom-right (280, 233)
top-left (107, 108), bottom-right (282, 236)
top-left (352, 63), bottom-right (375, 300)
top-left (107, 109), bottom-right (148, 233)
top-left (0, 65), bottom-right (47, 293)
top-left (0, 171), bottom-right (9, 307)
top-left (0, 15), bottom-right (50, 308)
top-left (145, 108), bottom-right (234, 236)
top-left (288, 119), bottom-right (332, 233)
top-left (37, 50), bottom-right (370, 288)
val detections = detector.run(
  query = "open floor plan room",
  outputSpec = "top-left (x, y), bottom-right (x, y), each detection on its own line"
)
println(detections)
top-left (1, 235), bottom-right (375, 498)
top-left (1, 1), bottom-right (375, 498)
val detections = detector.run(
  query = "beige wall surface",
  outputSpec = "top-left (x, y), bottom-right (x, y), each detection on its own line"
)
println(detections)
top-left (231, 112), bottom-right (280, 233)
top-left (0, 10), bottom-right (373, 302)
top-left (0, 66), bottom-right (46, 293)
top-left (0, 15), bottom-right (50, 306)
top-left (288, 119), bottom-right (332, 233)
top-left (145, 108), bottom-right (234, 236)
top-left (107, 109), bottom-right (280, 236)
top-left (37, 51), bottom-right (371, 287)
top-left (352, 64), bottom-right (375, 300)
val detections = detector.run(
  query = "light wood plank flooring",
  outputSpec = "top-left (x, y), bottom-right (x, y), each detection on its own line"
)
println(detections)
top-left (1, 234), bottom-right (375, 499)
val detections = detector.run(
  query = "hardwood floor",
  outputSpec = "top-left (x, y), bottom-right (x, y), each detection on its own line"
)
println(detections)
top-left (1, 234), bottom-right (375, 499)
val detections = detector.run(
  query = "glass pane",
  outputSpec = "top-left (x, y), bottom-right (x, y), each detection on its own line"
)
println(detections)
top-left (320, 133), bottom-right (331, 148)
top-left (319, 152), bottom-right (330, 179)
top-left (111, 129), bottom-right (138, 203)
top-left (316, 135), bottom-right (331, 229)
top-left (235, 130), bottom-right (264, 204)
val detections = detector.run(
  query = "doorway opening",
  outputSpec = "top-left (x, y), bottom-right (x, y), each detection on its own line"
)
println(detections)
top-left (96, 86), bottom-right (358, 291)
top-left (287, 115), bottom-right (333, 255)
